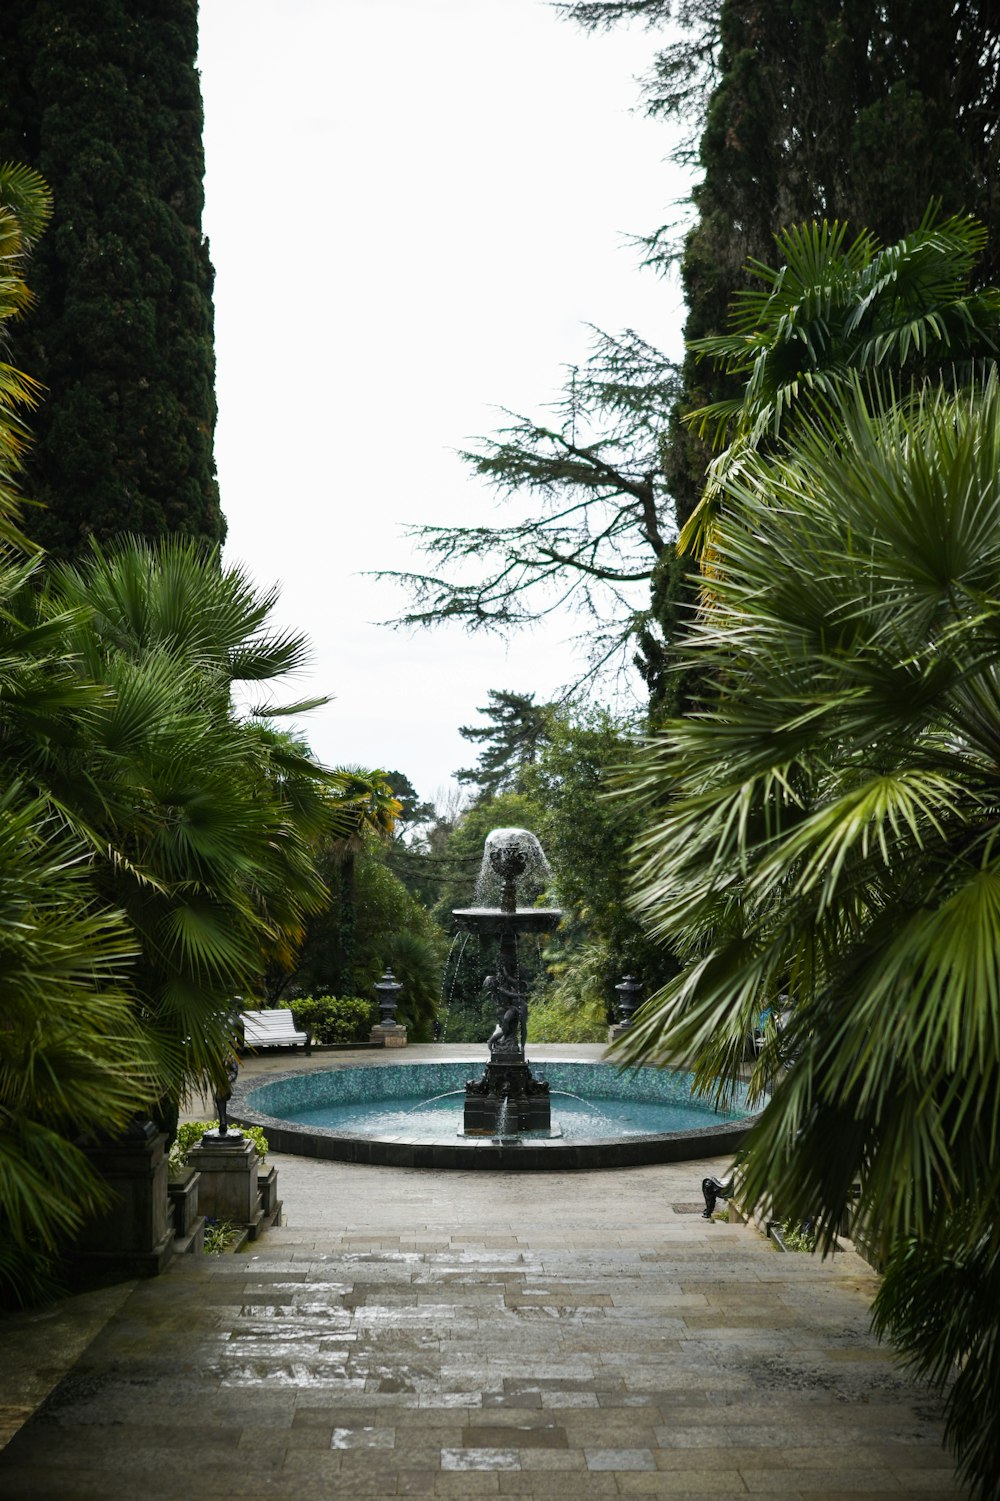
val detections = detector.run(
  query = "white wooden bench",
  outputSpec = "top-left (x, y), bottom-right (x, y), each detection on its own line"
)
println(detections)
top-left (240, 1009), bottom-right (311, 1053)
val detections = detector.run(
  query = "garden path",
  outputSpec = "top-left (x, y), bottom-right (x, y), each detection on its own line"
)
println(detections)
top-left (0, 1048), bottom-right (969, 1499)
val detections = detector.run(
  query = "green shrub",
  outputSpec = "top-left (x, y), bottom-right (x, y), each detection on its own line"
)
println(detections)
top-left (169, 1120), bottom-right (268, 1171)
top-left (527, 989), bottom-right (607, 1043)
top-left (287, 995), bottom-right (375, 1044)
top-left (526, 941), bottom-right (612, 1043)
top-left (775, 1218), bottom-right (818, 1252)
top-left (384, 930), bottom-right (442, 1042)
top-left (203, 1218), bottom-right (239, 1255)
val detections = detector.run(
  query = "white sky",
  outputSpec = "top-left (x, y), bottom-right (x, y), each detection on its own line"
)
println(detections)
top-left (198, 0), bottom-right (692, 806)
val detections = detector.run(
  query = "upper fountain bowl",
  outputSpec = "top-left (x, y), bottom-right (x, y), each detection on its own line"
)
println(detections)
top-left (463, 828), bottom-right (561, 931)
top-left (452, 906), bottom-right (562, 936)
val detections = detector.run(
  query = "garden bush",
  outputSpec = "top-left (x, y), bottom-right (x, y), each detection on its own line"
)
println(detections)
top-left (526, 940), bottom-right (613, 1043)
top-left (169, 1120), bottom-right (268, 1171)
top-left (526, 990), bottom-right (607, 1043)
top-left (287, 995), bottom-right (375, 1044)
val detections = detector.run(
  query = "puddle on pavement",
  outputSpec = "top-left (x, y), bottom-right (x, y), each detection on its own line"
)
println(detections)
top-left (331, 1425), bottom-right (395, 1449)
top-left (441, 1447), bottom-right (521, 1470)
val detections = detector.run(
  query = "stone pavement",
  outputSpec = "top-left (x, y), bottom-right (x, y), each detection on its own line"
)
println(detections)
top-left (0, 1050), bottom-right (970, 1499)
top-left (0, 1143), bottom-right (968, 1501)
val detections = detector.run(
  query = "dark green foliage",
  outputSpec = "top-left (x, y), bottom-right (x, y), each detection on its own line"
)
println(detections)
top-left (872, 1226), bottom-right (1000, 1501)
top-left (671, 0), bottom-right (1000, 513)
top-left (381, 769), bottom-right (434, 828)
top-left (280, 839), bottom-right (443, 1015)
top-left (383, 930), bottom-right (442, 1042)
top-left (525, 944), bottom-right (615, 1043)
top-left (681, 208), bottom-right (1000, 550)
top-left (287, 952), bottom-right (440, 1045)
top-left (0, 0), bottom-right (224, 556)
top-left (35, 536), bottom-right (335, 1106)
top-left (568, 3), bottom-right (1000, 703)
top-left (525, 709), bottom-right (669, 989)
top-left (0, 161), bottom-right (52, 539)
top-left (0, 787), bottom-right (152, 1308)
top-left (287, 996), bottom-right (376, 1046)
top-left (622, 374), bottom-right (1000, 1496)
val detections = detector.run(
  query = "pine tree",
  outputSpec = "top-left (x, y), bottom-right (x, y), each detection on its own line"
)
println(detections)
top-left (393, 4), bottom-right (1000, 716)
top-left (0, 0), bottom-right (224, 556)
top-left (455, 690), bottom-right (555, 801)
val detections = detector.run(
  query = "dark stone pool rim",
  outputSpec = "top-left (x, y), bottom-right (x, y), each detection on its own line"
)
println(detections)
top-left (231, 1059), bottom-right (757, 1171)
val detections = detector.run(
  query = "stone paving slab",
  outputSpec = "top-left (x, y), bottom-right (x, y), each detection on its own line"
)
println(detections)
top-left (0, 1149), bottom-right (971, 1500)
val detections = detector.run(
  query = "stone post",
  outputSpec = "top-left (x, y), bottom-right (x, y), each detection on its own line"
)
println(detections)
top-left (608, 974), bottom-right (643, 1043)
top-left (167, 1167), bottom-right (205, 1255)
top-left (369, 966), bottom-right (407, 1047)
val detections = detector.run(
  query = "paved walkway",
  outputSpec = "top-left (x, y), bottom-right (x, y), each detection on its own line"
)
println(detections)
top-left (0, 1049), bottom-right (969, 1499)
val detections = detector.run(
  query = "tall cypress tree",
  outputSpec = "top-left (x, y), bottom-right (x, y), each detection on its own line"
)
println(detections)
top-left (0, 0), bottom-right (224, 557)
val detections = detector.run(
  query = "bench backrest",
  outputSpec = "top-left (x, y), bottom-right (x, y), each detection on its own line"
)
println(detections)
top-left (240, 1010), bottom-right (308, 1044)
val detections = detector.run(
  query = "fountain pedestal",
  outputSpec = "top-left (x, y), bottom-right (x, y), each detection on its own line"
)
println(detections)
top-left (454, 828), bottom-right (561, 1138)
top-left (464, 1042), bottom-right (551, 1136)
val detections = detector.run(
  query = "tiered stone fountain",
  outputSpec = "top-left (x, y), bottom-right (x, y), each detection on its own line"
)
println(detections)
top-left (230, 825), bottom-right (761, 1167)
top-left (452, 828), bottom-right (562, 1136)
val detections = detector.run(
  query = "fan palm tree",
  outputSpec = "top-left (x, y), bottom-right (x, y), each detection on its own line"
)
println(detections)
top-left (0, 168), bottom-right (349, 1299)
top-left (0, 788), bottom-right (155, 1305)
top-left (325, 767), bottom-right (401, 996)
top-left (25, 537), bottom-right (352, 1108)
top-left (0, 535), bottom-right (163, 1306)
top-left (0, 163), bottom-right (164, 1303)
top-left (0, 160), bottom-right (51, 543)
top-left (681, 205), bottom-right (1000, 554)
top-left (622, 376), bottom-right (1000, 1497)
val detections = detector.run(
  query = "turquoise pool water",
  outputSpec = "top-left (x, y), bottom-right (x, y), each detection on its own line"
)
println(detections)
top-left (244, 1060), bottom-right (752, 1146)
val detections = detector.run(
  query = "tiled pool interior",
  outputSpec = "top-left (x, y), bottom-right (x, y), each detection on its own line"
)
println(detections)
top-left (248, 1061), bottom-right (749, 1112)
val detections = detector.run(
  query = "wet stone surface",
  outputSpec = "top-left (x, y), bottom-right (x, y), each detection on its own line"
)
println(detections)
top-left (0, 1074), bottom-right (973, 1500)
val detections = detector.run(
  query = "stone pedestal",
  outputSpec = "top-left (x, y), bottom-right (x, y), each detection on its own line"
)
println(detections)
top-left (167, 1168), bottom-right (205, 1255)
top-left (75, 1124), bottom-right (173, 1279)
top-left (369, 1023), bottom-right (408, 1048)
top-left (258, 1165), bottom-right (282, 1223)
top-left (464, 1052), bottom-right (551, 1135)
top-left (185, 1133), bottom-right (263, 1238)
top-left (607, 1022), bottom-right (632, 1044)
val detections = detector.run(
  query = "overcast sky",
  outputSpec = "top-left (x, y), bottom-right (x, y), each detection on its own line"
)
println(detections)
top-left (198, 0), bottom-right (692, 806)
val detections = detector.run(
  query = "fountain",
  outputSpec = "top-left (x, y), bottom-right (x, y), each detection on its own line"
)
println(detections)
top-left (228, 827), bottom-right (762, 1168)
top-left (455, 829), bottom-right (561, 1136)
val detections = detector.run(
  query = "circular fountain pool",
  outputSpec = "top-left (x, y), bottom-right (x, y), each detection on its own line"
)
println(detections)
top-left (231, 1060), bottom-right (757, 1170)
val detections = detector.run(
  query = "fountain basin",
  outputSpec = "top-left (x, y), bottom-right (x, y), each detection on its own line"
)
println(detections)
top-left (231, 1061), bottom-right (758, 1170)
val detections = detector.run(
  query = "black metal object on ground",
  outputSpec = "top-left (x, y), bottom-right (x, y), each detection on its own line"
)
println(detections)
top-left (702, 1174), bottom-right (733, 1217)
